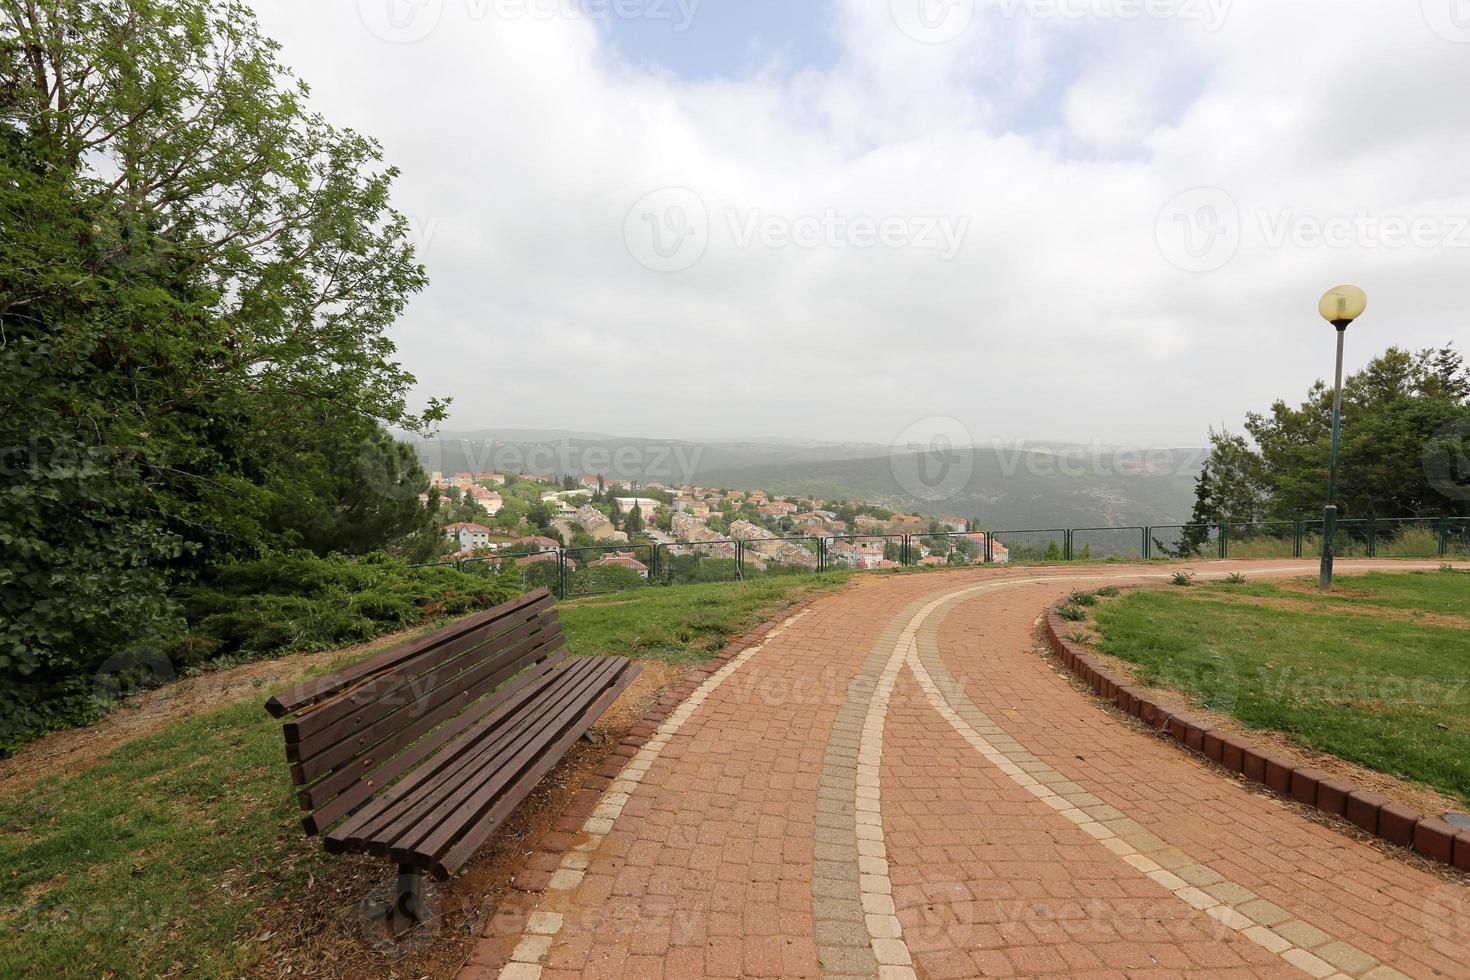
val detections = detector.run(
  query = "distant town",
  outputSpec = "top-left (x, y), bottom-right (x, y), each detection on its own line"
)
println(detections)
top-left (426, 470), bottom-right (1010, 580)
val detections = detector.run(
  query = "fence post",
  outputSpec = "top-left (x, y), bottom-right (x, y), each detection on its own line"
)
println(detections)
top-left (1293, 522), bottom-right (1303, 558)
top-left (1063, 530), bottom-right (1073, 562)
top-left (1440, 518), bottom-right (1451, 558)
top-left (1367, 520), bottom-right (1377, 558)
top-left (735, 541), bottom-right (744, 580)
top-left (984, 534), bottom-right (993, 564)
top-left (1142, 527), bottom-right (1150, 561)
top-left (1217, 525), bottom-right (1227, 560)
top-left (818, 538), bottom-right (827, 573)
top-left (556, 551), bottom-right (566, 598)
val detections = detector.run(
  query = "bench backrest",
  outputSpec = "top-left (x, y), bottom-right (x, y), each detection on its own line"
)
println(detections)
top-left (265, 588), bottom-right (565, 835)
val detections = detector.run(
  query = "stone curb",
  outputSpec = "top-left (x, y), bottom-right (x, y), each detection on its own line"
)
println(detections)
top-left (1043, 606), bottom-right (1470, 874)
top-left (459, 595), bottom-right (826, 976)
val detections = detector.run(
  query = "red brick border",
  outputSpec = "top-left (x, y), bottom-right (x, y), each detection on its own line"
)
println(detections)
top-left (1043, 605), bottom-right (1470, 872)
top-left (459, 596), bottom-right (826, 977)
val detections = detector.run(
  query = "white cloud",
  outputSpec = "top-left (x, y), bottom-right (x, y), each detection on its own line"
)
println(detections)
top-left (249, 0), bottom-right (1470, 448)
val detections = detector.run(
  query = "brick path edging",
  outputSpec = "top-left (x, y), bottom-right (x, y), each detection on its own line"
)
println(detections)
top-left (460, 595), bottom-right (826, 977)
top-left (1042, 605), bottom-right (1470, 874)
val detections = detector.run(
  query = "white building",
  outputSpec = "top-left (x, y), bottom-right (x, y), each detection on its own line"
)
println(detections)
top-left (444, 522), bottom-right (494, 551)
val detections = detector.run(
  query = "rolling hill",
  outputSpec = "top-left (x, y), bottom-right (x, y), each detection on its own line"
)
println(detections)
top-left (410, 431), bottom-right (1205, 530)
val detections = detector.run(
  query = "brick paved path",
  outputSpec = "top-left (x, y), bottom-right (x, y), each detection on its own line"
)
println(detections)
top-left (469, 561), bottom-right (1469, 979)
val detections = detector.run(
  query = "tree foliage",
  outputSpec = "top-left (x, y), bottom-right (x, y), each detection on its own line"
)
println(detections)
top-left (1, 0), bottom-right (445, 746)
top-left (1194, 346), bottom-right (1470, 526)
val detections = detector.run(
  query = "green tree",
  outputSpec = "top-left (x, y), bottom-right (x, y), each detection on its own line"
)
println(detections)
top-left (626, 502), bottom-right (645, 534)
top-left (1209, 347), bottom-right (1470, 522)
top-left (1, 0), bottom-right (440, 745)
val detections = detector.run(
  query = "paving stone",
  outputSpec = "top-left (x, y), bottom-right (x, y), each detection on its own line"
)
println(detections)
top-left (458, 565), bottom-right (1461, 980)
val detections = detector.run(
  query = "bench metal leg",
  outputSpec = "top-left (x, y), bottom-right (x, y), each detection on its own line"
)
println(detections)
top-left (359, 864), bottom-right (430, 937)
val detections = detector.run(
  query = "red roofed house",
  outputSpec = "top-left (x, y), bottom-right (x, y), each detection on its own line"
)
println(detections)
top-left (587, 552), bottom-right (649, 579)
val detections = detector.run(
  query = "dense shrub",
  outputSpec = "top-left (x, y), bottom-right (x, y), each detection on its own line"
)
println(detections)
top-left (0, 552), bottom-right (521, 753)
top-left (174, 552), bottom-right (521, 664)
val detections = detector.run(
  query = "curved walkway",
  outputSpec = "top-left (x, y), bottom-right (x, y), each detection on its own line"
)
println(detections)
top-left (468, 561), bottom-right (1468, 979)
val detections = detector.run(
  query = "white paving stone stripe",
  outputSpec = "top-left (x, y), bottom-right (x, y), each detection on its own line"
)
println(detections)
top-left (496, 608), bottom-right (812, 979)
top-left (898, 575), bottom-right (1407, 980)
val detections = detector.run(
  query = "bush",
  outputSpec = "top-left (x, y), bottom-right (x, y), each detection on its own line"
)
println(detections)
top-left (1068, 590), bottom-right (1098, 607)
top-left (1058, 604), bottom-right (1088, 622)
top-left (175, 552), bottom-right (522, 665)
top-left (0, 551), bottom-right (521, 753)
top-left (1095, 586), bottom-right (1121, 598)
top-left (1171, 572), bottom-right (1196, 587)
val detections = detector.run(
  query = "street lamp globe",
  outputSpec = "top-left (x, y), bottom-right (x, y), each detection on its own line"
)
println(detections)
top-left (1319, 285), bottom-right (1368, 329)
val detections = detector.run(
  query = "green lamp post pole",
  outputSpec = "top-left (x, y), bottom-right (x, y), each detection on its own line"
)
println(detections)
top-left (1317, 285), bottom-right (1368, 592)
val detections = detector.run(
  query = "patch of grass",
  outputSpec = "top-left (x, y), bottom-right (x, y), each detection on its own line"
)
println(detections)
top-left (1218, 570), bottom-right (1470, 617)
top-left (559, 572), bottom-right (849, 665)
top-left (1092, 572), bottom-right (1470, 807)
top-left (0, 697), bottom-right (310, 977)
top-left (1170, 572), bottom-right (1195, 587)
top-left (0, 574), bottom-right (841, 975)
top-left (1094, 586), bottom-right (1121, 598)
top-left (1067, 590), bottom-right (1098, 607)
top-left (1057, 604), bottom-right (1088, 622)
top-left (1225, 572), bottom-right (1247, 585)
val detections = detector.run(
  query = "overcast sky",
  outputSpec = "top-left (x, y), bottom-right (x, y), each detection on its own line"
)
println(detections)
top-left (249, 0), bottom-right (1470, 449)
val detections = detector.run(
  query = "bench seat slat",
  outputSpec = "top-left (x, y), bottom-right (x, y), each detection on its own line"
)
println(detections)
top-left (427, 670), bottom-right (634, 879)
top-left (322, 656), bottom-right (592, 848)
top-left (290, 623), bottom-right (564, 782)
top-left (365, 658), bottom-right (622, 858)
top-left (267, 588), bottom-right (641, 885)
top-left (299, 650), bottom-right (562, 833)
top-left (334, 658), bottom-right (617, 853)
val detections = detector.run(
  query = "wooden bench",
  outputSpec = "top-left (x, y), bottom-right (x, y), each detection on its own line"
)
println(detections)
top-left (265, 588), bottom-right (639, 926)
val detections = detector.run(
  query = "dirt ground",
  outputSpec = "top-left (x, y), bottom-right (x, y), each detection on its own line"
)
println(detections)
top-left (0, 627), bottom-right (444, 795)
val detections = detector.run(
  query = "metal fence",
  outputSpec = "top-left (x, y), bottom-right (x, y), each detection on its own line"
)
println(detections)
top-left (417, 516), bottom-right (1470, 599)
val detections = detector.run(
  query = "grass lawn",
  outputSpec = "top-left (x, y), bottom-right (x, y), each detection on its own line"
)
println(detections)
top-left (0, 574), bottom-right (845, 978)
top-left (1089, 568), bottom-right (1470, 808)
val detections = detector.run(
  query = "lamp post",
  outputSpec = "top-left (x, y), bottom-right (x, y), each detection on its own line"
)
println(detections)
top-left (1316, 285), bottom-right (1368, 592)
